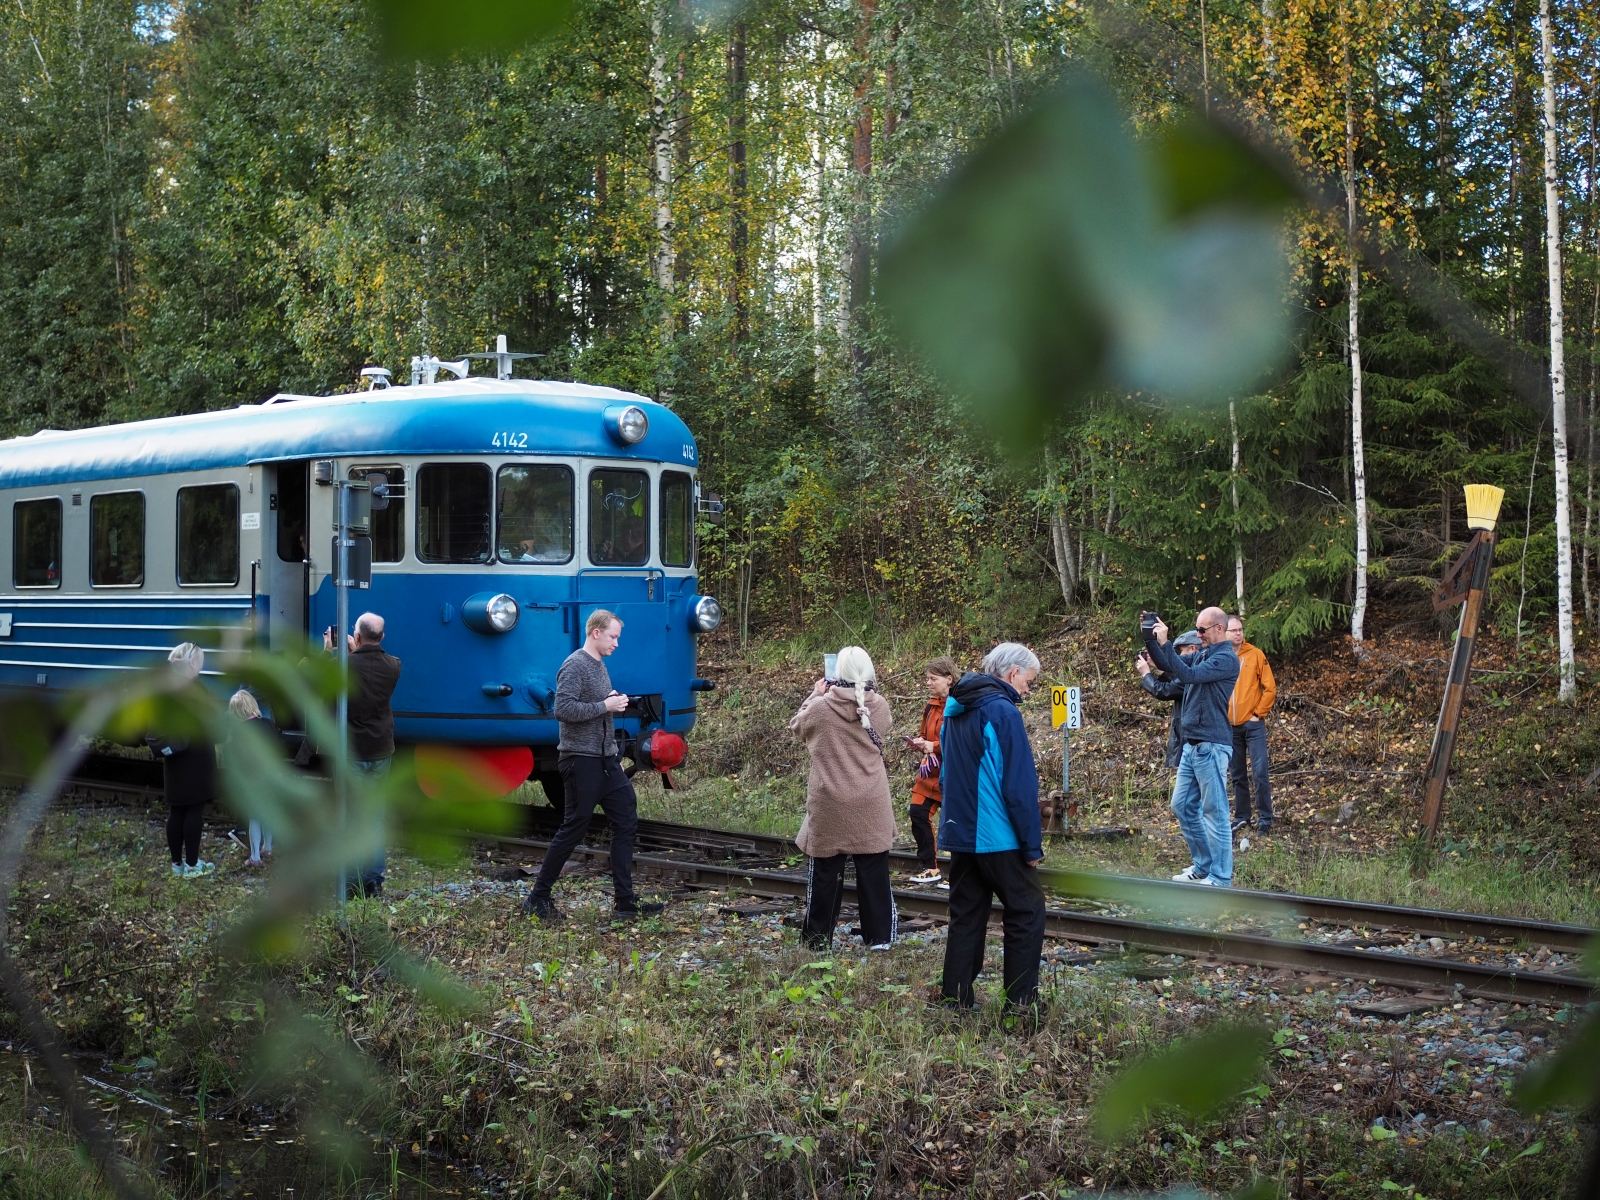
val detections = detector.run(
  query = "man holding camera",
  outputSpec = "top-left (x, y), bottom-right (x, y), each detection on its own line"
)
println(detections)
top-left (1142, 607), bottom-right (1239, 887)
top-left (1136, 630), bottom-right (1209, 876)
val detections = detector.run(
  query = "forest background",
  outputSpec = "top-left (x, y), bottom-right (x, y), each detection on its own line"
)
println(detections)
top-left (1, 0), bottom-right (1598, 656)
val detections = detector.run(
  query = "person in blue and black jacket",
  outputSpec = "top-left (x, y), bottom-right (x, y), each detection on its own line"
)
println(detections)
top-left (937, 642), bottom-right (1046, 1011)
top-left (1144, 606), bottom-right (1239, 887)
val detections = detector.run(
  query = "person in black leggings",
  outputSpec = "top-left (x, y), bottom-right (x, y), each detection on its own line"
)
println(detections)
top-left (152, 643), bottom-right (219, 878)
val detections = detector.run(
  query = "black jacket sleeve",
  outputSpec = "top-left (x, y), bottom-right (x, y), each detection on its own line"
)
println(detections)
top-left (1140, 673), bottom-right (1184, 701)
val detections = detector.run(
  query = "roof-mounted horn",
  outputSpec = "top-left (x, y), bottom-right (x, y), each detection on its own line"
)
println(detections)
top-left (410, 355), bottom-right (470, 385)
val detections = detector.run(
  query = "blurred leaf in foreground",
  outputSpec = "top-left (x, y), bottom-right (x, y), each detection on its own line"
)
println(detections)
top-left (1514, 933), bottom-right (1600, 1115)
top-left (881, 72), bottom-right (1296, 444)
top-left (369, 0), bottom-right (572, 61)
top-left (1093, 1022), bottom-right (1271, 1142)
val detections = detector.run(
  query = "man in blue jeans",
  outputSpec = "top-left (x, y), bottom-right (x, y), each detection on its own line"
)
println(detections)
top-left (1144, 607), bottom-right (1239, 887)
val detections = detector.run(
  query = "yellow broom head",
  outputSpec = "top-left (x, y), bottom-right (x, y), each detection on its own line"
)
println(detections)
top-left (1464, 484), bottom-right (1505, 531)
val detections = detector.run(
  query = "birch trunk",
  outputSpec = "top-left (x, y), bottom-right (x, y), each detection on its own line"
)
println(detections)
top-left (1231, 398), bottom-right (1245, 617)
top-left (1049, 510), bottom-right (1077, 608)
top-left (1540, 0), bottom-right (1576, 700)
top-left (728, 22), bottom-right (749, 346)
top-left (649, 1), bottom-right (674, 295)
top-left (1345, 38), bottom-right (1369, 649)
top-left (848, 0), bottom-right (875, 383)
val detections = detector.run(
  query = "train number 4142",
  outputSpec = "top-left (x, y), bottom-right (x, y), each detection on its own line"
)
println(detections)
top-left (491, 432), bottom-right (530, 449)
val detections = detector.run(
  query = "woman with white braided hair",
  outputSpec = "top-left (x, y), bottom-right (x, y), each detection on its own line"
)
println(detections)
top-left (788, 646), bottom-right (897, 951)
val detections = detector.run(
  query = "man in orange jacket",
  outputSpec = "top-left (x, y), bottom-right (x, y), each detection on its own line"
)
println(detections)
top-left (1226, 615), bottom-right (1276, 834)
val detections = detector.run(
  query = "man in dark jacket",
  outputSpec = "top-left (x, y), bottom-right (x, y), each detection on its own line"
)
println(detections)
top-left (937, 642), bottom-right (1046, 1011)
top-left (1137, 631), bottom-right (1206, 880)
top-left (326, 612), bottom-right (402, 896)
top-left (1144, 607), bottom-right (1238, 886)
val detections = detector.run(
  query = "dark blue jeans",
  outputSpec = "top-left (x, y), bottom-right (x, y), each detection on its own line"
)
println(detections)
top-left (1230, 719), bottom-right (1273, 826)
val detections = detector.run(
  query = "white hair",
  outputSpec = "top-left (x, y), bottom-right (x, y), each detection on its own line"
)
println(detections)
top-left (835, 646), bottom-right (877, 734)
top-left (168, 642), bottom-right (205, 679)
top-left (981, 642), bottom-right (1039, 680)
top-left (228, 688), bottom-right (261, 719)
top-left (355, 612), bottom-right (385, 643)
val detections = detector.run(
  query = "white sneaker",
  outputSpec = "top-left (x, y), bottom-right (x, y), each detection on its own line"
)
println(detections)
top-left (868, 943), bottom-right (893, 952)
top-left (1196, 877), bottom-right (1228, 887)
top-left (1172, 865), bottom-right (1207, 882)
top-left (909, 869), bottom-right (943, 885)
top-left (170, 862), bottom-right (185, 877)
top-left (936, 880), bottom-right (951, 892)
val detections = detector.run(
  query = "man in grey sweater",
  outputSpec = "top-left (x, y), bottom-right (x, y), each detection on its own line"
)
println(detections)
top-left (521, 609), bottom-right (664, 922)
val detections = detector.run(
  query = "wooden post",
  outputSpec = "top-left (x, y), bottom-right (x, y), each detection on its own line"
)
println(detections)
top-left (1419, 530), bottom-right (1496, 843)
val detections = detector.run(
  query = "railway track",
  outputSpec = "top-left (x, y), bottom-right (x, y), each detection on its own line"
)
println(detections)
top-left (491, 832), bottom-right (1596, 1007)
top-left (34, 753), bottom-right (1600, 1006)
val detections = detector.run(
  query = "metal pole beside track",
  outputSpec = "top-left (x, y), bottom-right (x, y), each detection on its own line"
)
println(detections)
top-left (336, 481), bottom-right (350, 913)
top-left (1420, 531), bottom-right (1496, 846)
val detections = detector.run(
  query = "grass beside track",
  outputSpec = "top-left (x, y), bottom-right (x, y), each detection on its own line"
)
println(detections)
top-left (0, 802), bottom-right (1589, 1199)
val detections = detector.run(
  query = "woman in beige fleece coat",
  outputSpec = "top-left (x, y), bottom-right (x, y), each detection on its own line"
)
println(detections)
top-left (789, 646), bottom-right (897, 950)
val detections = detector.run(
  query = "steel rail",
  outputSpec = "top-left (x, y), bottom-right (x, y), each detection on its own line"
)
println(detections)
top-left (499, 835), bottom-right (1597, 1007)
top-left (32, 754), bottom-right (1600, 960)
top-left (530, 813), bottom-right (1600, 953)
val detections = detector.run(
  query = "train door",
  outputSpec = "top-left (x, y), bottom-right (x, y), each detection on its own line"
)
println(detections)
top-left (265, 461), bottom-right (310, 650)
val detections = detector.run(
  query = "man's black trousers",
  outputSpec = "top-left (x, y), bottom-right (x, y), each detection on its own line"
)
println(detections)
top-left (940, 849), bottom-right (1047, 1009)
top-left (531, 755), bottom-right (638, 907)
top-left (803, 852), bottom-right (896, 949)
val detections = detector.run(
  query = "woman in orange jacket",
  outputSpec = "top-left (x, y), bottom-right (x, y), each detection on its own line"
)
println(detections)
top-left (908, 657), bottom-right (959, 885)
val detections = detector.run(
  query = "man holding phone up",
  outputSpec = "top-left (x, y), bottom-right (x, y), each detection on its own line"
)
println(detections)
top-left (520, 609), bottom-right (664, 923)
top-left (1143, 608), bottom-right (1239, 887)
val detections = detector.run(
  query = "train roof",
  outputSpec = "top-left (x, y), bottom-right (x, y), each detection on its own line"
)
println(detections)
top-left (0, 380), bottom-right (697, 488)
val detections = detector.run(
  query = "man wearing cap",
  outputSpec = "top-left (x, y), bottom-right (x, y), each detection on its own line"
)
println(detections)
top-left (1143, 608), bottom-right (1240, 887)
top-left (1136, 630), bottom-right (1208, 878)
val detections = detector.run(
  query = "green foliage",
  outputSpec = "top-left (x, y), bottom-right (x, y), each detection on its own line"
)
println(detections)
top-left (1092, 1022), bottom-right (1271, 1142)
top-left (881, 72), bottom-right (1295, 446)
top-left (371, 0), bottom-right (572, 61)
top-left (0, 0), bottom-right (1593, 650)
top-left (1513, 933), bottom-right (1600, 1116)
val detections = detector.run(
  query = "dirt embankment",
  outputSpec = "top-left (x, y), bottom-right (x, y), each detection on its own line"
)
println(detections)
top-left (684, 609), bottom-right (1600, 869)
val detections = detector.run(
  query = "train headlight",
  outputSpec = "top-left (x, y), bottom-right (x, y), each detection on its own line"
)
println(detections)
top-left (486, 594), bottom-right (520, 632)
top-left (603, 403), bottom-right (650, 445)
top-left (690, 595), bottom-right (722, 633)
top-left (462, 592), bottom-right (520, 634)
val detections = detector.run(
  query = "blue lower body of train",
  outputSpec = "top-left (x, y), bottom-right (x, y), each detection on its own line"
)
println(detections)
top-left (0, 572), bottom-right (705, 762)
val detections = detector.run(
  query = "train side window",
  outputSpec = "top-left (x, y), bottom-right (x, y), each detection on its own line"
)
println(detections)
top-left (177, 483), bottom-right (240, 585)
top-left (91, 492), bottom-right (145, 587)
top-left (659, 472), bottom-right (693, 568)
top-left (588, 468), bottom-right (650, 566)
top-left (351, 466), bottom-right (406, 562)
top-left (417, 463), bottom-right (491, 564)
top-left (13, 498), bottom-right (62, 588)
top-left (276, 461), bottom-right (309, 562)
top-left (497, 465), bottom-right (573, 564)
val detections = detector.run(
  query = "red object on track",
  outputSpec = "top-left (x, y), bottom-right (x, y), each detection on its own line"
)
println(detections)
top-left (414, 745), bottom-right (534, 800)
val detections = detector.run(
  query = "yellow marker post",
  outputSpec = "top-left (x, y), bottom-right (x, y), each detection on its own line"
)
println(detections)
top-left (1049, 686), bottom-right (1081, 831)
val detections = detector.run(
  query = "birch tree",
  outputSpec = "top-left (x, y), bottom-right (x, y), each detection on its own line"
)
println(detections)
top-left (649, 0), bottom-right (675, 296)
top-left (1540, 0), bottom-right (1576, 700)
top-left (1344, 17), bottom-right (1370, 649)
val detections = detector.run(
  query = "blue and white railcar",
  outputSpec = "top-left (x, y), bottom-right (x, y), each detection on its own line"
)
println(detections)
top-left (0, 375), bottom-right (721, 787)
